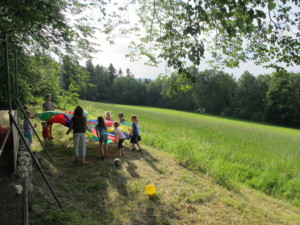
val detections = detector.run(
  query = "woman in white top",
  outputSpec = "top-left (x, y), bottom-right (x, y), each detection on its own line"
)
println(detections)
top-left (113, 122), bottom-right (126, 156)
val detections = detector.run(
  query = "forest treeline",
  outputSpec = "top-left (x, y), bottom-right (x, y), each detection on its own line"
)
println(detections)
top-left (1, 54), bottom-right (299, 127)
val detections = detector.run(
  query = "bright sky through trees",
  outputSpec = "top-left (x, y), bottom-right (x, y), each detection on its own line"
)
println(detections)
top-left (91, 34), bottom-right (300, 79)
top-left (86, 2), bottom-right (300, 79)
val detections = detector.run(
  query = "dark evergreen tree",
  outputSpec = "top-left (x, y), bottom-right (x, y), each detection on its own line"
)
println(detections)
top-left (118, 68), bottom-right (123, 77)
top-left (108, 63), bottom-right (117, 84)
top-left (94, 65), bottom-right (111, 102)
top-left (126, 68), bottom-right (134, 78)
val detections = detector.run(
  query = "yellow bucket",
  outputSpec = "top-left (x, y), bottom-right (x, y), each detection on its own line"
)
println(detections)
top-left (145, 184), bottom-right (156, 196)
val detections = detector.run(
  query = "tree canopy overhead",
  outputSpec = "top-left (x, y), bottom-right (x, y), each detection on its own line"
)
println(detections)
top-left (123, 0), bottom-right (300, 72)
top-left (1, 0), bottom-right (299, 76)
top-left (0, 0), bottom-right (104, 58)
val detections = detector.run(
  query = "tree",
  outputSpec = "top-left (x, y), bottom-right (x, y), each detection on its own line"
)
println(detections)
top-left (2, 0), bottom-right (299, 105)
top-left (94, 65), bottom-right (111, 102)
top-left (266, 72), bottom-right (300, 126)
top-left (126, 68), bottom-right (134, 78)
top-left (256, 74), bottom-right (272, 120)
top-left (93, 0), bottom-right (298, 94)
top-left (108, 63), bottom-right (117, 84)
top-left (123, 0), bottom-right (299, 72)
top-left (0, 0), bottom-right (103, 104)
top-left (144, 79), bottom-right (164, 106)
top-left (111, 76), bottom-right (140, 104)
top-left (0, 0), bottom-right (102, 58)
top-left (81, 60), bottom-right (95, 100)
top-left (230, 71), bottom-right (262, 119)
top-left (60, 56), bottom-right (89, 92)
top-left (118, 68), bottom-right (123, 77)
top-left (193, 70), bottom-right (236, 114)
top-left (2, 0), bottom-right (298, 76)
top-left (19, 54), bottom-right (62, 103)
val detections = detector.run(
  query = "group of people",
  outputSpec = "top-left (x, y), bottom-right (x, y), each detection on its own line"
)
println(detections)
top-left (23, 94), bottom-right (142, 165)
top-left (66, 106), bottom-right (141, 164)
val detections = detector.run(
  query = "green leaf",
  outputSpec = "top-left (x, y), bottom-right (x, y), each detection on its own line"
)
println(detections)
top-left (268, 0), bottom-right (276, 10)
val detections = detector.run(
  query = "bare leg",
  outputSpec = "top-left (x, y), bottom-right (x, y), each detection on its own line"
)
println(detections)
top-left (104, 143), bottom-right (108, 158)
top-left (49, 124), bottom-right (53, 138)
top-left (73, 133), bottom-right (80, 163)
top-left (99, 143), bottom-right (105, 159)
top-left (131, 143), bottom-right (136, 150)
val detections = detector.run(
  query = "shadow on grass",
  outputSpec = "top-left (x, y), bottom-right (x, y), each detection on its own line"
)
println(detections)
top-left (31, 136), bottom-right (174, 225)
top-left (124, 148), bottom-right (164, 175)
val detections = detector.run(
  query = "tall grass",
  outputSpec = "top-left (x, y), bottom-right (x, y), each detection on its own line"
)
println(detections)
top-left (80, 100), bottom-right (300, 207)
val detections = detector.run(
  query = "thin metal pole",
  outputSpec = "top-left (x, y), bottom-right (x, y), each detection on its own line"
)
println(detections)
top-left (4, 33), bottom-right (12, 113)
top-left (17, 99), bottom-right (54, 163)
top-left (9, 112), bottom-right (63, 209)
top-left (15, 50), bottom-right (18, 106)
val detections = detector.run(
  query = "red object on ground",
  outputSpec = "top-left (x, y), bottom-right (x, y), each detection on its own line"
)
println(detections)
top-left (0, 126), bottom-right (13, 148)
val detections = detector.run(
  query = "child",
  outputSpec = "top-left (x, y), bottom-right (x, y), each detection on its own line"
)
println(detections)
top-left (130, 115), bottom-right (141, 151)
top-left (42, 94), bottom-right (55, 112)
top-left (41, 121), bottom-right (50, 146)
top-left (118, 112), bottom-right (126, 122)
top-left (105, 111), bottom-right (112, 121)
top-left (23, 105), bottom-right (29, 112)
top-left (66, 106), bottom-right (88, 164)
top-left (113, 122), bottom-right (125, 156)
top-left (23, 105), bottom-right (37, 118)
top-left (23, 111), bottom-right (37, 148)
top-left (42, 94), bottom-right (55, 139)
top-left (95, 116), bottom-right (108, 160)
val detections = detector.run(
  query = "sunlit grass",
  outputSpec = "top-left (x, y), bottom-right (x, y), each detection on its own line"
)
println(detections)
top-left (79, 100), bottom-right (300, 207)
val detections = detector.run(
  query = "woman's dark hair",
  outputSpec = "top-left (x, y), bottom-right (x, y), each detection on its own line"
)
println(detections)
top-left (74, 106), bottom-right (84, 117)
top-left (97, 116), bottom-right (107, 131)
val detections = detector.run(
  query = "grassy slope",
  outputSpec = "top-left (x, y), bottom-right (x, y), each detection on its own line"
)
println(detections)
top-left (28, 100), bottom-right (300, 224)
top-left (30, 135), bottom-right (300, 225)
top-left (80, 100), bottom-right (300, 206)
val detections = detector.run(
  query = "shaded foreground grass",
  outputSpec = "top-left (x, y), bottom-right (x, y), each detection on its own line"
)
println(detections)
top-left (78, 101), bottom-right (300, 207)
top-left (29, 127), bottom-right (300, 225)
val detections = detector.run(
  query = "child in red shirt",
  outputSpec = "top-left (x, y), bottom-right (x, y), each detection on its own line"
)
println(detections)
top-left (41, 121), bottom-right (50, 146)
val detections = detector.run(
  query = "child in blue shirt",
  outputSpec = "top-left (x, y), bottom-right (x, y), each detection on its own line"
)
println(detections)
top-left (95, 116), bottom-right (108, 160)
top-left (130, 115), bottom-right (142, 151)
top-left (23, 111), bottom-right (37, 147)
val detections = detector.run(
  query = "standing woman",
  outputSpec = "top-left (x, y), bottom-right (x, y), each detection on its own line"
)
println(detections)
top-left (66, 106), bottom-right (88, 164)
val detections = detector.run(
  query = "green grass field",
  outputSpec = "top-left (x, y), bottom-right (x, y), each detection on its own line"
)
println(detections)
top-left (80, 100), bottom-right (300, 207)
